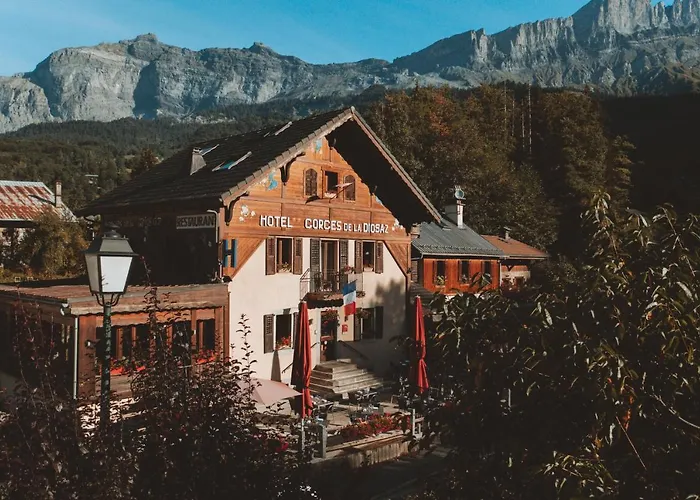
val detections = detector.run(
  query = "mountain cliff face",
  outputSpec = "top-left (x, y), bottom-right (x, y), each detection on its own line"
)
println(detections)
top-left (1, 0), bottom-right (700, 133)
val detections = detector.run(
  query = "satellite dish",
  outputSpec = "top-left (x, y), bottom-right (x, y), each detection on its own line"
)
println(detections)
top-left (454, 186), bottom-right (465, 200)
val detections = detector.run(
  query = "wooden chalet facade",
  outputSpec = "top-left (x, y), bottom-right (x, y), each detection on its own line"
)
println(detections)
top-left (0, 282), bottom-right (228, 401)
top-left (482, 228), bottom-right (549, 291)
top-left (411, 200), bottom-right (504, 295)
top-left (70, 107), bottom-right (441, 384)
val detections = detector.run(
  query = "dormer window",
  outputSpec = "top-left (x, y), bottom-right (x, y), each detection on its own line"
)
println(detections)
top-left (324, 171), bottom-right (338, 196)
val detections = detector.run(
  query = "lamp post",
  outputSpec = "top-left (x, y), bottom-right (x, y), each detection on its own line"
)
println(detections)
top-left (84, 227), bottom-right (137, 427)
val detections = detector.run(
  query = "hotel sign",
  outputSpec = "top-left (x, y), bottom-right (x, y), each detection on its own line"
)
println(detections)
top-left (259, 215), bottom-right (389, 234)
top-left (176, 213), bottom-right (217, 230)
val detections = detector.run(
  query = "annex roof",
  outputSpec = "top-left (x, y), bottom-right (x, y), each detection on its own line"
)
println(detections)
top-left (0, 180), bottom-right (73, 226)
top-left (481, 235), bottom-right (549, 260)
top-left (0, 281), bottom-right (229, 316)
top-left (78, 107), bottom-right (441, 226)
top-left (412, 220), bottom-right (504, 258)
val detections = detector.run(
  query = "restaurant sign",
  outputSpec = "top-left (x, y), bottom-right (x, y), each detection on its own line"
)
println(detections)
top-left (259, 215), bottom-right (389, 234)
top-left (176, 213), bottom-right (217, 230)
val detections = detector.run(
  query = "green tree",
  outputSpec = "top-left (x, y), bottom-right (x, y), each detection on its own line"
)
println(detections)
top-left (420, 194), bottom-right (700, 499)
top-left (128, 148), bottom-right (159, 179)
top-left (17, 211), bottom-right (88, 277)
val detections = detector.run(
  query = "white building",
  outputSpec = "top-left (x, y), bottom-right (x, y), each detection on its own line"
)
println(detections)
top-left (79, 107), bottom-right (441, 387)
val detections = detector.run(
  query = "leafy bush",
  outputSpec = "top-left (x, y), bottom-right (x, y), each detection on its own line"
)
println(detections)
top-left (0, 294), bottom-right (316, 499)
top-left (420, 194), bottom-right (700, 499)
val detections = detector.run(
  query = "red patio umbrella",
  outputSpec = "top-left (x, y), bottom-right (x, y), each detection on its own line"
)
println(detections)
top-left (291, 301), bottom-right (313, 418)
top-left (414, 297), bottom-right (429, 394)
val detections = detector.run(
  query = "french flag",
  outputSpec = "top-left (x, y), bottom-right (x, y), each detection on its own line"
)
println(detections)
top-left (342, 281), bottom-right (357, 316)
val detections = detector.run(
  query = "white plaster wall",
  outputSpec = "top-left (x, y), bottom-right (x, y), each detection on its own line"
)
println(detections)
top-left (228, 239), bottom-right (321, 384)
top-left (337, 240), bottom-right (407, 377)
top-left (227, 238), bottom-right (407, 382)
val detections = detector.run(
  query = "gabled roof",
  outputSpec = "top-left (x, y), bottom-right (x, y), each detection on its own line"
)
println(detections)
top-left (412, 220), bottom-right (504, 258)
top-left (79, 107), bottom-right (441, 225)
top-left (0, 180), bottom-right (73, 225)
top-left (482, 235), bottom-right (549, 260)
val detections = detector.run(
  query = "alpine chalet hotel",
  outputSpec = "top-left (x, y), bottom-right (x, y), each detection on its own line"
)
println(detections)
top-left (79, 108), bottom-right (441, 389)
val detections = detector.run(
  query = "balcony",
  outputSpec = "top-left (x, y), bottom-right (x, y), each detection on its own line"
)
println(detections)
top-left (300, 269), bottom-right (364, 301)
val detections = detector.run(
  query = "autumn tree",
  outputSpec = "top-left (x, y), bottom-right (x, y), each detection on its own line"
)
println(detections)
top-left (419, 195), bottom-right (700, 499)
top-left (366, 86), bottom-right (557, 249)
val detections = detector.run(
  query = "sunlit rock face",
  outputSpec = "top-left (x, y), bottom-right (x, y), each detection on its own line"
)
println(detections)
top-left (2, 0), bottom-right (700, 132)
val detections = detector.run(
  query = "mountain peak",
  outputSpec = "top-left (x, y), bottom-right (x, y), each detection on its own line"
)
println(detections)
top-left (129, 33), bottom-right (160, 44)
top-left (573, 0), bottom-right (655, 36)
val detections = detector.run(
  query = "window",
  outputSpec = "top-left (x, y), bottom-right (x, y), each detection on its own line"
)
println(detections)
top-left (197, 319), bottom-right (216, 351)
top-left (304, 169), bottom-right (318, 197)
top-left (324, 171), bottom-right (339, 195)
top-left (135, 324), bottom-right (150, 360)
top-left (263, 313), bottom-right (295, 353)
top-left (362, 241), bottom-right (375, 270)
top-left (266, 237), bottom-right (303, 275)
top-left (343, 175), bottom-right (356, 201)
top-left (435, 260), bottom-right (446, 286)
top-left (172, 321), bottom-right (191, 358)
top-left (460, 260), bottom-right (470, 283)
top-left (276, 237), bottom-right (293, 272)
top-left (275, 314), bottom-right (293, 350)
top-left (355, 240), bottom-right (383, 274)
top-left (354, 307), bottom-right (384, 340)
top-left (483, 261), bottom-right (493, 284)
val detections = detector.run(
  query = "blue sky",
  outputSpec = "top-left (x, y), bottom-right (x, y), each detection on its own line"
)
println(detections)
top-left (0, 0), bottom-right (672, 75)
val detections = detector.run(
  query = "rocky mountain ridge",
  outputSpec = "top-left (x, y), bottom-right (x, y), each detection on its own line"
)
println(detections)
top-left (1, 0), bottom-right (700, 133)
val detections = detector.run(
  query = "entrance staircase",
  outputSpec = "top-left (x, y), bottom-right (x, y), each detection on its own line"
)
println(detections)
top-left (309, 359), bottom-right (385, 397)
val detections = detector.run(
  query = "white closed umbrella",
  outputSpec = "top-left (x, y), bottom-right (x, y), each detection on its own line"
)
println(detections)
top-left (238, 378), bottom-right (302, 406)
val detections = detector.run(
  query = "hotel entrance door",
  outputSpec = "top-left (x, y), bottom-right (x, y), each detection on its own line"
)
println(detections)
top-left (320, 309), bottom-right (338, 362)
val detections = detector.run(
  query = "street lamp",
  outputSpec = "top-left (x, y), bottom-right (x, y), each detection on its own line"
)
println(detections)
top-left (84, 227), bottom-right (137, 427)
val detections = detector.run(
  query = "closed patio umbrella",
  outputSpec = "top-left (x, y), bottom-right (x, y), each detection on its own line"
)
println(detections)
top-left (414, 297), bottom-right (429, 394)
top-left (237, 378), bottom-right (301, 406)
top-left (291, 301), bottom-right (313, 418)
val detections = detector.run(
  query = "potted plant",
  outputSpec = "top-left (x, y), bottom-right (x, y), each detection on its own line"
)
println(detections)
top-left (276, 336), bottom-right (292, 350)
top-left (278, 262), bottom-right (292, 273)
top-left (435, 275), bottom-right (446, 286)
top-left (341, 265), bottom-right (355, 274)
top-left (356, 308), bottom-right (371, 320)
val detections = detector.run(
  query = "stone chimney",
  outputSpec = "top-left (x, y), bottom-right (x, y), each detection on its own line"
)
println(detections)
top-left (54, 180), bottom-right (62, 207)
top-left (502, 226), bottom-right (511, 241)
top-left (444, 201), bottom-right (465, 228)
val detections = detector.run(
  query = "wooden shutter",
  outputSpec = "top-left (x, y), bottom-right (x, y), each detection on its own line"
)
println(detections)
top-left (339, 240), bottom-right (349, 271)
top-left (344, 175), bottom-right (356, 201)
top-left (354, 240), bottom-right (362, 272)
top-left (375, 242), bottom-right (384, 274)
top-left (354, 312), bottom-right (362, 341)
top-left (304, 169), bottom-right (318, 197)
top-left (265, 237), bottom-right (276, 275)
top-left (310, 239), bottom-right (320, 275)
top-left (263, 314), bottom-right (274, 353)
top-left (293, 238), bottom-right (303, 275)
top-left (375, 307), bottom-right (384, 339)
top-left (410, 260), bottom-right (418, 282)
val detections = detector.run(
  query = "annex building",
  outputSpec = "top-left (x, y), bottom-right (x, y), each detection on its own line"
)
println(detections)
top-left (73, 107), bottom-right (441, 386)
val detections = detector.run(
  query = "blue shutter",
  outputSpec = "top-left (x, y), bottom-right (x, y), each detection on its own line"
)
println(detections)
top-left (223, 239), bottom-right (237, 268)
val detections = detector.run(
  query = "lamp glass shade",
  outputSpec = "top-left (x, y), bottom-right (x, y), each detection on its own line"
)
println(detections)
top-left (99, 255), bottom-right (133, 294)
top-left (84, 229), bottom-right (137, 296)
top-left (85, 252), bottom-right (101, 293)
